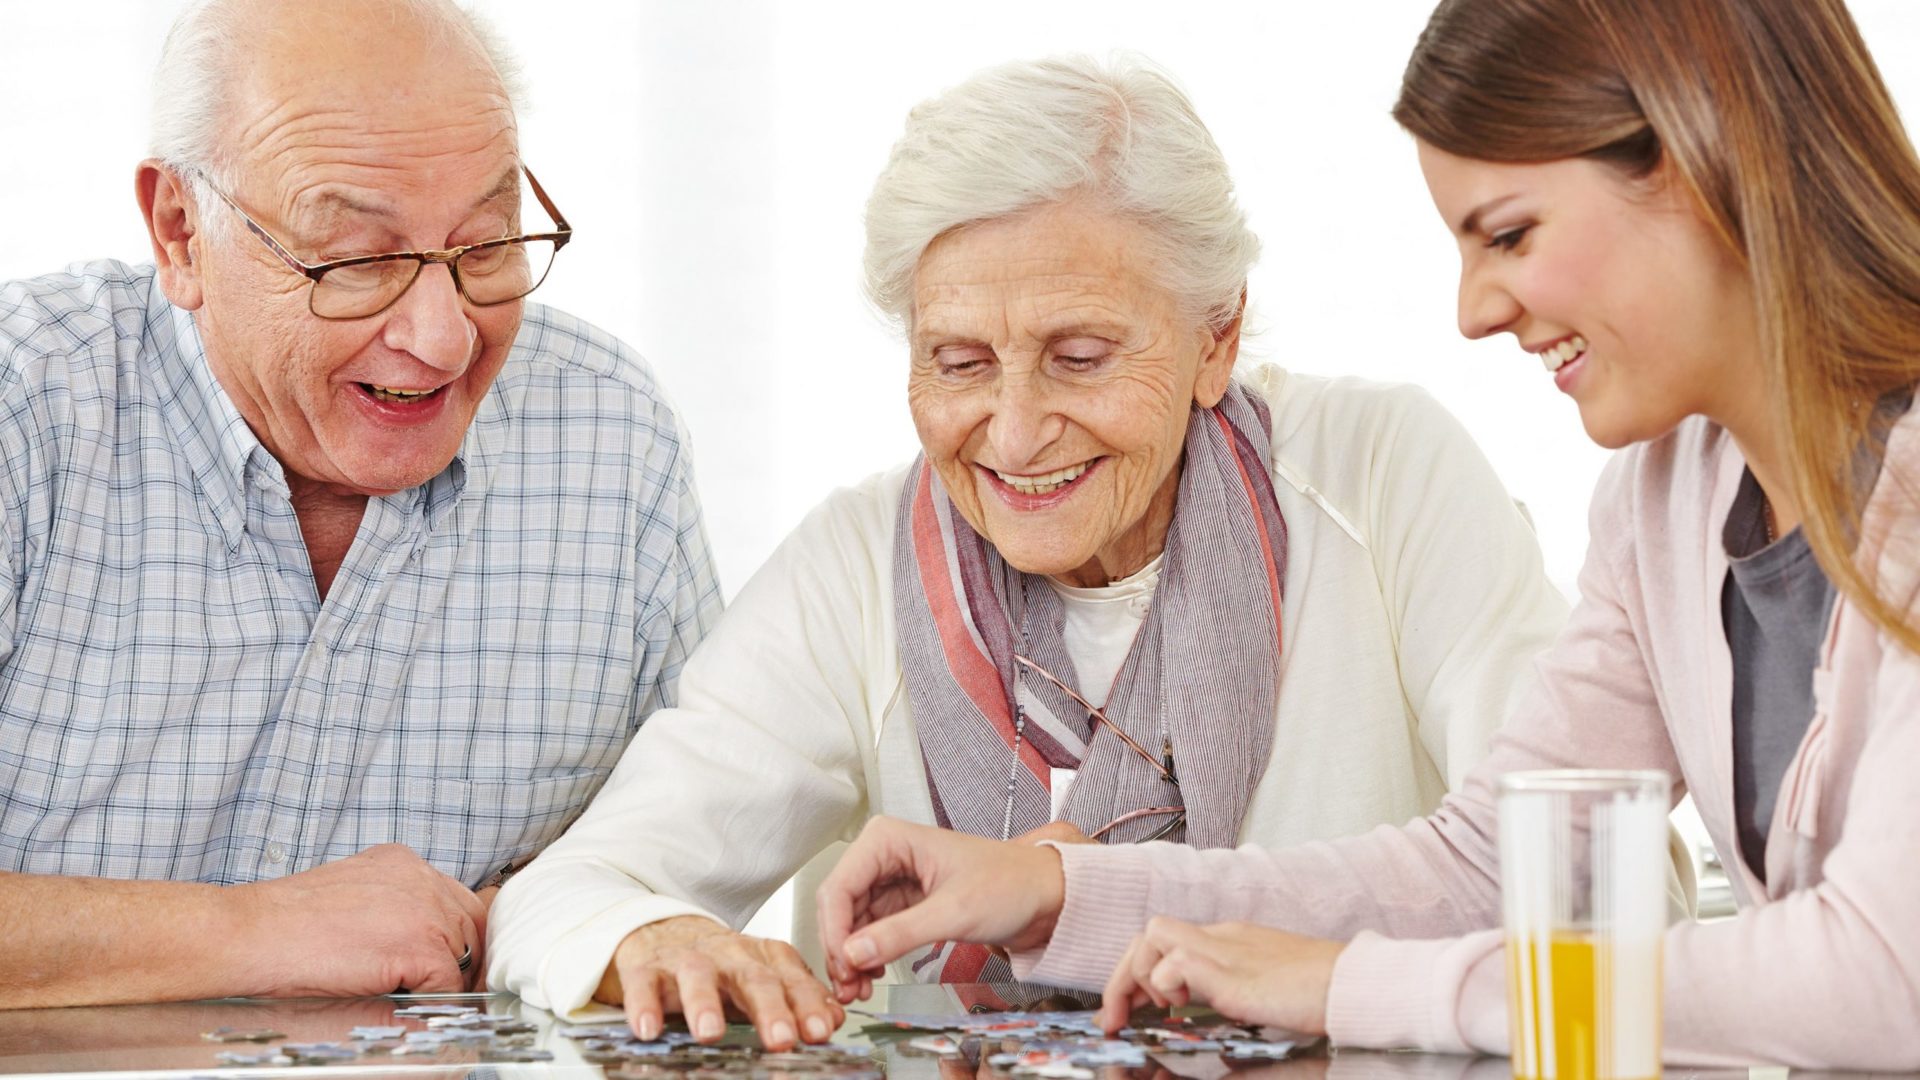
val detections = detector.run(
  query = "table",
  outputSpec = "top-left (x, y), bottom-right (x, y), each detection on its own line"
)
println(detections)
top-left (0, 986), bottom-right (1765, 1080)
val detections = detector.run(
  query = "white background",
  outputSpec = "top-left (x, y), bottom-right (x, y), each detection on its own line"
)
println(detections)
top-left (4, 1), bottom-right (1917, 940)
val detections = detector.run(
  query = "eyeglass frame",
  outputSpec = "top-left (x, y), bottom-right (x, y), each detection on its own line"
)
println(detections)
top-left (1012, 654), bottom-right (1186, 844)
top-left (194, 163), bottom-right (573, 320)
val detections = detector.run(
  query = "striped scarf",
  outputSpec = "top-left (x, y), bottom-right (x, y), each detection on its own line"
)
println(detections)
top-left (892, 383), bottom-right (1288, 983)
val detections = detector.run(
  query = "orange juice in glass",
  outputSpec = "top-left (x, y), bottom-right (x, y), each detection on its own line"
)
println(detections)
top-left (1498, 770), bottom-right (1670, 1080)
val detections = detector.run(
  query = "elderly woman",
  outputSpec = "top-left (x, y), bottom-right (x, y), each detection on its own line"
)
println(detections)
top-left (487, 54), bottom-right (1568, 1045)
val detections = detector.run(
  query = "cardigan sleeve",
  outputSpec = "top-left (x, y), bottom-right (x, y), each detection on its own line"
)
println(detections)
top-left (485, 475), bottom-right (897, 1019)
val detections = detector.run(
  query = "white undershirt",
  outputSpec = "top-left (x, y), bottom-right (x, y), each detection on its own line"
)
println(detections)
top-left (1040, 553), bottom-right (1164, 818)
top-left (1045, 553), bottom-right (1165, 709)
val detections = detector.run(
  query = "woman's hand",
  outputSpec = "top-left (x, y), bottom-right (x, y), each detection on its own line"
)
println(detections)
top-left (594, 916), bottom-right (843, 1049)
top-left (1097, 917), bottom-right (1347, 1035)
top-left (815, 816), bottom-right (1069, 1002)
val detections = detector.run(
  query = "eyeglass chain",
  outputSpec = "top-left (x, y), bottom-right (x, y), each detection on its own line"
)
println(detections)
top-left (1000, 581), bottom-right (1033, 842)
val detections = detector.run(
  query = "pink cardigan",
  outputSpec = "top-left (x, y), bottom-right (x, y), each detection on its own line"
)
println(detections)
top-left (1014, 410), bottom-right (1920, 1069)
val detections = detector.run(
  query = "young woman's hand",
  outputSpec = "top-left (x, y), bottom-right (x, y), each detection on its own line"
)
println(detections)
top-left (1097, 917), bottom-right (1347, 1035)
top-left (815, 816), bottom-right (1068, 1002)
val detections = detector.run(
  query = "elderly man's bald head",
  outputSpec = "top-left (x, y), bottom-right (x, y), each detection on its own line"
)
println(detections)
top-left (151, 0), bottom-right (524, 185)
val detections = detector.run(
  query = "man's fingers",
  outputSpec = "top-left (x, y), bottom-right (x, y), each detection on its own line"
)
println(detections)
top-left (434, 866), bottom-right (489, 933)
top-left (404, 951), bottom-right (466, 995)
top-left (415, 867), bottom-right (485, 990)
top-left (443, 903), bottom-right (482, 991)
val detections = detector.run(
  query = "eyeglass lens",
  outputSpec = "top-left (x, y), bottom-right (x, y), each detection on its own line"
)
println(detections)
top-left (310, 239), bottom-right (558, 319)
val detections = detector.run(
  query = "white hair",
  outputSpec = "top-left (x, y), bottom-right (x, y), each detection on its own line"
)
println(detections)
top-left (149, 0), bottom-right (527, 230)
top-left (863, 52), bottom-right (1260, 335)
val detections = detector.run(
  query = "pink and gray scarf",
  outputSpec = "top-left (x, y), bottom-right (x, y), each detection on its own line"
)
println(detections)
top-left (893, 383), bottom-right (1288, 983)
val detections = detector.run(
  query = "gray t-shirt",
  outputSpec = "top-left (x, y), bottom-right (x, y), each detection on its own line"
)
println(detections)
top-left (1720, 468), bottom-right (1836, 882)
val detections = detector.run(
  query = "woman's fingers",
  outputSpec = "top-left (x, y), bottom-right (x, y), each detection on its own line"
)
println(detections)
top-left (774, 953), bottom-right (843, 1043)
top-left (1107, 920), bottom-right (1347, 1035)
top-left (821, 817), bottom-right (1071, 985)
top-left (843, 889), bottom-right (971, 974)
top-left (672, 951), bottom-right (728, 1042)
top-left (726, 964), bottom-right (798, 1050)
top-left (1144, 918), bottom-right (1227, 1008)
top-left (623, 964), bottom-right (667, 1041)
top-left (1100, 916), bottom-right (1222, 1030)
top-left (1010, 820), bottom-right (1092, 846)
top-left (1099, 935), bottom-right (1158, 1032)
top-left (817, 819), bottom-right (924, 979)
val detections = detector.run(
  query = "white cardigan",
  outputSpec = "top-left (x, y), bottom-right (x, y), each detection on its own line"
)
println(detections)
top-left (487, 364), bottom-right (1571, 1016)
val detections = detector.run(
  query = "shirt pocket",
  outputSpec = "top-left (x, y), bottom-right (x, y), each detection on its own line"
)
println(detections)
top-left (404, 768), bottom-right (612, 887)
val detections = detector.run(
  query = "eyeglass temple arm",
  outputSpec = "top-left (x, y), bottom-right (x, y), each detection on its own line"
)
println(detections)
top-left (1012, 654), bottom-right (1178, 787)
top-left (202, 183), bottom-right (328, 282)
top-left (1088, 806), bottom-right (1186, 843)
top-left (521, 164), bottom-right (571, 244)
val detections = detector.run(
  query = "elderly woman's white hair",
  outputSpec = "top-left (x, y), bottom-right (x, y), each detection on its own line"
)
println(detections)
top-left (863, 52), bottom-right (1260, 336)
top-left (148, 0), bottom-right (526, 232)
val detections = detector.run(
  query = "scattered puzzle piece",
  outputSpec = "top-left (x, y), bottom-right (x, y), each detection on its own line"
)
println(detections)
top-left (904, 1034), bottom-right (962, 1056)
top-left (391, 1003), bottom-right (480, 1018)
top-left (201, 1028), bottom-right (284, 1044)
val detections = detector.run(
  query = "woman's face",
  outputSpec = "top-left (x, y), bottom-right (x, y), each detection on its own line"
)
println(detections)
top-left (906, 201), bottom-right (1239, 586)
top-left (1416, 142), bottom-right (1759, 449)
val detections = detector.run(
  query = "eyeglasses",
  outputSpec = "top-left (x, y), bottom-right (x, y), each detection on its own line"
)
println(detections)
top-left (197, 164), bottom-right (572, 320)
top-left (1013, 654), bottom-right (1185, 843)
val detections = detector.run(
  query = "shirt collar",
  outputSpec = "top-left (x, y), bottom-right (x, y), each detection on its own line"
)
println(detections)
top-left (147, 286), bottom-right (272, 549)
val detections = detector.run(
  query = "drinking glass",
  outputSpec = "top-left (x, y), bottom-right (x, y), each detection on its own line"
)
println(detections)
top-left (1498, 770), bottom-right (1671, 1080)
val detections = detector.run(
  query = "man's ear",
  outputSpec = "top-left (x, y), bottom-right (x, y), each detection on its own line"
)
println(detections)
top-left (136, 159), bottom-right (206, 311)
top-left (1193, 286), bottom-right (1246, 409)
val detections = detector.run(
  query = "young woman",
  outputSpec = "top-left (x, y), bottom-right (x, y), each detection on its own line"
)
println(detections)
top-left (812, 0), bottom-right (1920, 1067)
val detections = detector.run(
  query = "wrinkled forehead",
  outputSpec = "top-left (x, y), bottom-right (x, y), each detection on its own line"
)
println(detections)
top-left (222, 3), bottom-right (520, 226)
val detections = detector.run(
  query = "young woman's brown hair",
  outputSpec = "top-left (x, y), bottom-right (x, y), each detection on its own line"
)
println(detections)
top-left (1394, 0), bottom-right (1920, 653)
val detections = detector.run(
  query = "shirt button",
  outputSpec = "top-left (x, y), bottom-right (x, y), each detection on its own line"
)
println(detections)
top-left (265, 841), bottom-right (288, 864)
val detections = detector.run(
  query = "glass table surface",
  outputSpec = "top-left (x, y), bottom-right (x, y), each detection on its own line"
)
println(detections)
top-left (0, 984), bottom-right (1819, 1080)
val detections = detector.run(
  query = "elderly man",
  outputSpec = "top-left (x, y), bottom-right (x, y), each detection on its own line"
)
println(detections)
top-left (0, 0), bottom-right (718, 1005)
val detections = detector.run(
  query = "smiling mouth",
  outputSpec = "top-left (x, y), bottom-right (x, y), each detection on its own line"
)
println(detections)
top-left (989, 459), bottom-right (1097, 496)
top-left (357, 383), bottom-right (445, 404)
top-left (1537, 334), bottom-right (1589, 373)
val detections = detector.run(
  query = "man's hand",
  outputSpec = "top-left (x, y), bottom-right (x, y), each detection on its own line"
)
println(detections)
top-left (226, 844), bottom-right (487, 998)
top-left (594, 916), bottom-right (844, 1051)
top-left (814, 816), bottom-right (1069, 1004)
top-left (1096, 917), bottom-right (1346, 1036)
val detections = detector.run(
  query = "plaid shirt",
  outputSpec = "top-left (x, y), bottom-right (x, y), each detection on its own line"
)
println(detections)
top-left (0, 261), bottom-right (722, 888)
